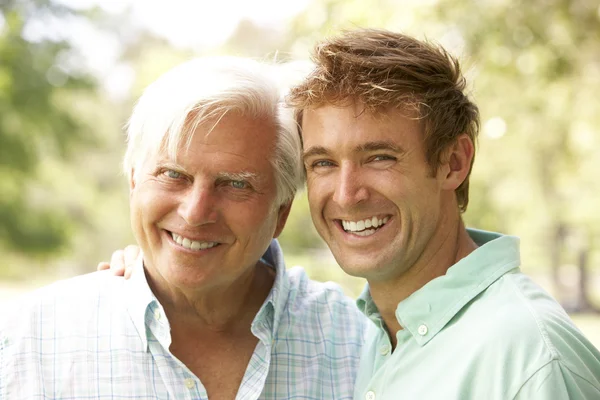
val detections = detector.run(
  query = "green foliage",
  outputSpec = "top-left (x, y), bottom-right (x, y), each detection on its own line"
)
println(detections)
top-left (1, 0), bottom-right (599, 294)
top-left (278, 190), bottom-right (324, 252)
top-left (426, 0), bottom-right (600, 270)
top-left (0, 1), bottom-right (95, 255)
top-left (285, 0), bottom-right (600, 276)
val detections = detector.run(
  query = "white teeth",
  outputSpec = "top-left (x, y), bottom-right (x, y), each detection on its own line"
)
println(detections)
top-left (171, 233), bottom-right (218, 251)
top-left (175, 235), bottom-right (183, 245)
top-left (341, 216), bottom-right (390, 233)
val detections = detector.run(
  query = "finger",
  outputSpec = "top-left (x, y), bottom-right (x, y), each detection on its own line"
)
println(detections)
top-left (123, 245), bottom-right (141, 267)
top-left (97, 262), bottom-right (110, 271)
top-left (109, 249), bottom-right (126, 276)
top-left (124, 266), bottom-right (134, 280)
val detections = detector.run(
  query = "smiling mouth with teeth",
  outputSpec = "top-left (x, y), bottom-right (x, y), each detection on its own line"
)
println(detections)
top-left (341, 216), bottom-right (390, 237)
top-left (170, 232), bottom-right (219, 251)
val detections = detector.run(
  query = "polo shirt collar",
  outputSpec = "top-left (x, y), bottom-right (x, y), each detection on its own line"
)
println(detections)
top-left (357, 229), bottom-right (521, 346)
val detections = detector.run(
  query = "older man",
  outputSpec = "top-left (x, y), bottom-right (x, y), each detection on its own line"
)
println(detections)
top-left (0, 56), bottom-right (365, 399)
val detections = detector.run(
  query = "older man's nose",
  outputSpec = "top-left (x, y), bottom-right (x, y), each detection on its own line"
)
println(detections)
top-left (178, 186), bottom-right (218, 226)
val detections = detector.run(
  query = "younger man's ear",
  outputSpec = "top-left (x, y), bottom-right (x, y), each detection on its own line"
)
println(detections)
top-left (440, 134), bottom-right (475, 191)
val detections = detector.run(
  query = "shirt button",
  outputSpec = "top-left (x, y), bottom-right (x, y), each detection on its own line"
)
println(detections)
top-left (184, 378), bottom-right (195, 389)
top-left (418, 324), bottom-right (428, 336)
top-left (379, 344), bottom-right (391, 356)
top-left (366, 390), bottom-right (376, 400)
top-left (154, 309), bottom-right (162, 321)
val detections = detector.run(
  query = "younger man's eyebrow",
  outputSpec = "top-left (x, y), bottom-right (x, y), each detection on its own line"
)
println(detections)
top-left (302, 146), bottom-right (330, 160)
top-left (302, 141), bottom-right (405, 162)
top-left (356, 140), bottom-right (405, 154)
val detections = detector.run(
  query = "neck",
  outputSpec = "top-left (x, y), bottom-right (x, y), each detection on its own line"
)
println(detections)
top-left (147, 261), bottom-right (275, 333)
top-left (369, 214), bottom-right (477, 347)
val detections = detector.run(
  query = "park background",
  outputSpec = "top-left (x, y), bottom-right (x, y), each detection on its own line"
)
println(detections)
top-left (1, 0), bottom-right (599, 347)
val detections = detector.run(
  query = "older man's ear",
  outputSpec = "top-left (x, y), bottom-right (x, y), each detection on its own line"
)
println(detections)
top-left (96, 245), bottom-right (141, 279)
top-left (129, 168), bottom-right (137, 192)
top-left (273, 201), bottom-right (293, 239)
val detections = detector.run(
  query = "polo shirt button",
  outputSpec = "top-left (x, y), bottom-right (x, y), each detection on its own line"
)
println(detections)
top-left (185, 378), bottom-right (195, 389)
top-left (418, 324), bottom-right (428, 336)
top-left (366, 390), bottom-right (376, 400)
top-left (379, 344), bottom-right (391, 356)
top-left (154, 309), bottom-right (161, 321)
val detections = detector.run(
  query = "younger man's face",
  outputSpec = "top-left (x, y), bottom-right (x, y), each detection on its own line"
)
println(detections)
top-left (301, 104), bottom-right (450, 283)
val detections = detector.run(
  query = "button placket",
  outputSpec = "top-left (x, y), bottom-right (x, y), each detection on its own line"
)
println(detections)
top-left (379, 343), bottom-right (391, 356)
top-left (184, 378), bottom-right (195, 389)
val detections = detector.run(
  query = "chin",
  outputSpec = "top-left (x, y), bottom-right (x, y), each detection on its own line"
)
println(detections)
top-left (334, 258), bottom-right (374, 279)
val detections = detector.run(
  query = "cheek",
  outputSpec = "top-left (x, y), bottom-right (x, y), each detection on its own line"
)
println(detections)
top-left (232, 203), bottom-right (277, 237)
top-left (306, 176), bottom-right (330, 204)
top-left (131, 187), bottom-right (174, 229)
top-left (129, 192), bottom-right (144, 227)
top-left (306, 191), bottom-right (326, 223)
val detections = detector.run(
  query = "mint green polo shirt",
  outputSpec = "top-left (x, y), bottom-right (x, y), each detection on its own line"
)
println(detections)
top-left (354, 229), bottom-right (600, 400)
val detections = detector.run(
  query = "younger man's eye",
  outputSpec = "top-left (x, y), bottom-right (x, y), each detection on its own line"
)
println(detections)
top-left (372, 155), bottom-right (396, 162)
top-left (312, 160), bottom-right (335, 168)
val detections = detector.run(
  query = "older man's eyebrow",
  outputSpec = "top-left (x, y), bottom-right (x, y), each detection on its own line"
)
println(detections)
top-left (217, 171), bottom-right (261, 182)
top-left (356, 140), bottom-right (405, 154)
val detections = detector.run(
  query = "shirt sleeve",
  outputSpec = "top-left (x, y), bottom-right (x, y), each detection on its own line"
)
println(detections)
top-left (513, 360), bottom-right (600, 400)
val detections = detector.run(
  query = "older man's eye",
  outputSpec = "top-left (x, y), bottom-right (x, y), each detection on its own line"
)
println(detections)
top-left (164, 170), bottom-right (182, 179)
top-left (230, 180), bottom-right (248, 189)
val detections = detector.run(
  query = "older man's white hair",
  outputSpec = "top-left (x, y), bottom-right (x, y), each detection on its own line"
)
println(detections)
top-left (123, 56), bottom-right (304, 206)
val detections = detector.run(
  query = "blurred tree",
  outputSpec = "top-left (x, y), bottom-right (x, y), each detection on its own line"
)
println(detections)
top-left (428, 0), bottom-right (600, 311)
top-left (0, 0), bottom-right (95, 254)
top-left (278, 191), bottom-right (323, 252)
top-left (223, 19), bottom-right (286, 59)
top-left (284, 0), bottom-right (600, 308)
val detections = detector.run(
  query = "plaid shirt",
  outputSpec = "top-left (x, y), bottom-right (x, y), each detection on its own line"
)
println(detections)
top-left (0, 241), bottom-right (366, 399)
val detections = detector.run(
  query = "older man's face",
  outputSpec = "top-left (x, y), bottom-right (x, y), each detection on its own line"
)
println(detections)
top-left (129, 113), bottom-right (290, 293)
